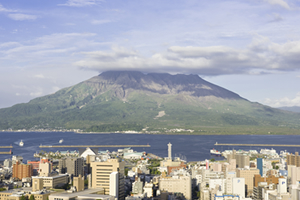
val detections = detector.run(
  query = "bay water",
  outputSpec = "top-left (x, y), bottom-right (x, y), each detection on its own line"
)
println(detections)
top-left (1, 132), bottom-right (300, 162)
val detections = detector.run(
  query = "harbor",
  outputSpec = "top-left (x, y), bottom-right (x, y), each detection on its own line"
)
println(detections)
top-left (214, 142), bottom-right (300, 147)
top-left (39, 144), bottom-right (151, 148)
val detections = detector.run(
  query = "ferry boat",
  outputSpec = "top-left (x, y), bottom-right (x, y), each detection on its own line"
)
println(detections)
top-left (59, 139), bottom-right (64, 144)
top-left (19, 140), bottom-right (24, 147)
top-left (210, 148), bottom-right (221, 156)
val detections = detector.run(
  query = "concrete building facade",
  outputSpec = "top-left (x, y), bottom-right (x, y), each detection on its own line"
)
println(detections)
top-left (90, 159), bottom-right (125, 200)
top-left (12, 161), bottom-right (32, 180)
top-left (236, 168), bottom-right (259, 196)
top-left (159, 175), bottom-right (191, 200)
top-left (59, 157), bottom-right (84, 177)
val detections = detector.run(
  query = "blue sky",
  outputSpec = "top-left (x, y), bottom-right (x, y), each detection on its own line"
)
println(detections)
top-left (1, 0), bottom-right (300, 108)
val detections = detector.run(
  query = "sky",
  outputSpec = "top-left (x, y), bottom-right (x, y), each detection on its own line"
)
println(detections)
top-left (1, 0), bottom-right (300, 109)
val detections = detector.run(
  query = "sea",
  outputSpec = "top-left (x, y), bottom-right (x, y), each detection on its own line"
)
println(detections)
top-left (1, 132), bottom-right (300, 163)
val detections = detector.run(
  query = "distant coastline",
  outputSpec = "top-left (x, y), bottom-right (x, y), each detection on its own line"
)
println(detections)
top-left (1, 129), bottom-right (300, 135)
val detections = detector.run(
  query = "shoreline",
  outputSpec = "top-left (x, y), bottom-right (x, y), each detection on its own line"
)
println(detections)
top-left (1, 130), bottom-right (300, 135)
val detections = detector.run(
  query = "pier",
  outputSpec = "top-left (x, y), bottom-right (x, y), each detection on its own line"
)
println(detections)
top-left (39, 144), bottom-right (151, 148)
top-left (0, 146), bottom-right (13, 154)
top-left (0, 151), bottom-right (12, 154)
top-left (0, 146), bottom-right (13, 148)
top-left (215, 143), bottom-right (300, 147)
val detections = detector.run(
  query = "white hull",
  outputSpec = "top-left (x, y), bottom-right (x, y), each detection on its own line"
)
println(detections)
top-left (210, 149), bottom-right (221, 156)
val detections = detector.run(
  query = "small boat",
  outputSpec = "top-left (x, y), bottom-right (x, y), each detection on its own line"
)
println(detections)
top-left (210, 148), bottom-right (221, 156)
top-left (19, 140), bottom-right (24, 147)
top-left (59, 139), bottom-right (64, 144)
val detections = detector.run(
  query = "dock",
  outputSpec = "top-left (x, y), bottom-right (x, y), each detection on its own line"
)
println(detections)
top-left (0, 146), bottom-right (13, 154)
top-left (0, 146), bottom-right (13, 148)
top-left (215, 143), bottom-right (300, 147)
top-left (39, 144), bottom-right (151, 148)
top-left (147, 153), bottom-right (163, 160)
top-left (0, 151), bottom-right (12, 154)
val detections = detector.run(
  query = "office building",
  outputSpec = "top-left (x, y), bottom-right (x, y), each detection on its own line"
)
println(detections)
top-left (236, 168), bottom-right (259, 196)
top-left (91, 159), bottom-right (125, 200)
top-left (257, 158), bottom-right (263, 176)
top-left (232, 177), bottom-right (245, 199)
top-left (159, 173), bottom-right (191, 200)
top-left (59, 157), bottom-right (84, 177)
top-left (32, 174), bottom-right (69, 189)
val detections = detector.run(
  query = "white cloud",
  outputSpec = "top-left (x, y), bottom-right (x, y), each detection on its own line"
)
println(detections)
top-left (34, 74), bottom-right (45, 79)
top-left (75, 36), bottom-right (300, 75)
top-left (8, 13), bottom-right (37, 21)
top-left (0, 3), bottom-right (17, 12)
top-left (263, 0), bottom-right (290, 9)
top-left (59, 0), bottom-right (103, 7)
top-left (91, 19), bottom-right (112, 25)
top-left (0, 42), bottom-right (21, 49)
top-left (264, 93), bottom-right (300, 107)
top-left (0, 32), bottom-right (97, 61)
top-left (30, 91), bottom-right (43, 97)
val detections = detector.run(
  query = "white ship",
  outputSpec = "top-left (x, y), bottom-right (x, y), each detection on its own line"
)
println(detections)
top-left (210, 148), bottom-right (221, 156)
top-left (59, 139), bottom-right (64, 144)
top-left (19, 140), bottom-right (24, 147)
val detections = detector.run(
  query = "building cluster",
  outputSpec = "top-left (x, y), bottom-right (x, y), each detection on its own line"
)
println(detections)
top-left (1, 144), bottom-right (300, 200)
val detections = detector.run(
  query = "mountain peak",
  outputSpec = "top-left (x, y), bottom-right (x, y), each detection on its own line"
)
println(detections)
top-left (96, 71), bottom-right (242, 99)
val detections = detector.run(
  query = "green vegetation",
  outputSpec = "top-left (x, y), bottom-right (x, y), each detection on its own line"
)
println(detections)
top-left (86, 123), bottom-right (144, 132)
top-left (148, 159), bottom-right (161, 175)
top-left (0, 188), bottom-right (6, 191)
top-left (55, 183), bottom-right (71, 190)
top-left (0, 74), bottom-right (300, 134)
top-left (125, 168), bottom-right (130, 176)
top-left (84, 178), bottom-right (88, 187)
top-left (29, 195), bottom-right (35, 200)
top-left (20, 196), bottom-right (27, 200)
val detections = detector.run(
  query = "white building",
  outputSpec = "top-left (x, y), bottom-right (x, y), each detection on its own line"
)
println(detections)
top-left (232, 178), bottom-right (245, 199)
top-left (209, 179), bottom-right (226, 193)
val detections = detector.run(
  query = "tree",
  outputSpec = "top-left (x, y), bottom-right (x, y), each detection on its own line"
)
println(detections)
top-left (29, 195), bottom-right (35, 200)
top-left (20, 195), bottom-right (27, 200)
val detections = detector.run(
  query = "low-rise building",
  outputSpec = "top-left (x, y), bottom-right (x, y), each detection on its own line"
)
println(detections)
top-left (32, 174), bottom-right (69, 189)
top-left (159, 173), bottom-right (191, 200)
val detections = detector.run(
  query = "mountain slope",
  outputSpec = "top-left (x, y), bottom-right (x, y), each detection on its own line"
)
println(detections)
top-left (0, 71), bottom-right (299, 134)
top-left (278, 106), bottom-right (300, 113)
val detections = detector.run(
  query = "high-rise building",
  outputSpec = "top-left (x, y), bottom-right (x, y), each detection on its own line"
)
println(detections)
top-left (227, 151), bottom-right (249, 168)
top-left (287, 152), bottom-right (300, 167)
top-left (232, 177), bottom-right (245, 199)
top-left (236, 168), bottom-right (259, 197)
top-left (235, 154), bottom-right (250, 168)
top-left (59, 157), bottom-right (84, 177)
top-left (91, 159), bottom-right (125, 200)
top-left (278, 178), bottom-right (287, 194)
top-left (257, 158), bottom-right (263, 176)
top-left (225, 171), bottom-right (236, 194)
top-left (12, 161), bottom-right (32, 180)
